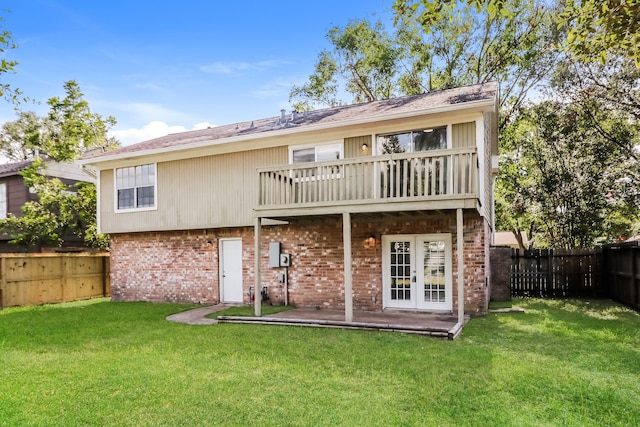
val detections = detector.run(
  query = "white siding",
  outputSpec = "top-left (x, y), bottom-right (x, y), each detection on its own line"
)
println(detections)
top-left (100, 146), bottom-right (287, 233)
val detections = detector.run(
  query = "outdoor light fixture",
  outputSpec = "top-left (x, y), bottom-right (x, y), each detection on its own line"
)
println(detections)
top-left (361, 143), bottom-right (369, 152)
top-left (366, 235), bottom-right (376, 248)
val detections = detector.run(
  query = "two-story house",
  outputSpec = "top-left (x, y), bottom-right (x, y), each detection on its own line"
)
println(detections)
top-left (81, 82), bottom-right (499, 323)
top-left (0, 158), bottom-right (96, 251)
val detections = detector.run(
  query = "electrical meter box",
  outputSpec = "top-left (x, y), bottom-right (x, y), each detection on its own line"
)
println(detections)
top-left (269, 242), bottom-right (281, 267)
top-left (280, 254), bottom-right (291, 267)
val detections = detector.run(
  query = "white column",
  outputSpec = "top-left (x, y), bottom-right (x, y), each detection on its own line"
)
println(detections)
top-left (343, 212), bottom-right (353, 322)
top-left (457, 208), bottom-right (464, 323)
top-left (254, 217), bottom-right (262, 317)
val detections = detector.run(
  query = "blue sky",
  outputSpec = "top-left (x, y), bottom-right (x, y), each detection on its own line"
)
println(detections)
top-left (0, 0), bottom-right (394, 145)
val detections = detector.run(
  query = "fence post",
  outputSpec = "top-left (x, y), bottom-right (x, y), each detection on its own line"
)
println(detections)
top-left (101, 255), bottom-right (108, 297)
top-left (0, 257), bottom-right (4, 309)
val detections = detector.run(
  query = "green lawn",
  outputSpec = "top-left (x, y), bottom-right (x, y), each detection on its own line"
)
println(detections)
top-left (1, 298), bottom-right (638, 426)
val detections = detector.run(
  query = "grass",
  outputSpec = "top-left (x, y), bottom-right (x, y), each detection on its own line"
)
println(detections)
top-left (1, 298), bottom-right (639, 426)
top-left (488, 299), bottom-right (513, 309)
top-left (206, 304), bottom-right (295, 319)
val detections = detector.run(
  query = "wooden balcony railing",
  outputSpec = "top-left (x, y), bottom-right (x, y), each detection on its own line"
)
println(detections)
top-left (257, 148), bottom-right (478, 211)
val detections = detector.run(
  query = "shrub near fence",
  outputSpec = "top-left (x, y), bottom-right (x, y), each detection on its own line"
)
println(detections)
top-left (0, 253), bottom-right (110, 309)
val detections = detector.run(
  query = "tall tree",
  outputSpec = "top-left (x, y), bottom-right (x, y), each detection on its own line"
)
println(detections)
top-left (394, 0), bottom-right (640, 66)
top-left (291, 0), bottom-right (560, 130)
top-left (496, 97), bottom-right (639, 249)
top-left (0, 111), bottom-right (44, 161)
top-left (290, 19), bottom-right (400, 110)
top-left (0, 13), bottom-right (22, 105)
top-left (0, 81), bottom-right (117, 250)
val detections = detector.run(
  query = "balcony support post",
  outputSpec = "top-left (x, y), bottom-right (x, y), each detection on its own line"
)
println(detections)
top-left (456, 208), bottom-right (464, 323)
top-left (254, 216), bottom-right (262, 317)
top-left (343, 212), bottom-right (353, 322)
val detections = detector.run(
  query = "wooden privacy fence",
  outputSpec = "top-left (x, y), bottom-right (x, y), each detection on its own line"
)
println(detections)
top-left (498, 243), bottom-right (640, 310)
top-left (510, 249), bottom-right (602, 298)
top-left (601, 243), bottom-right (640, 311)
top-left (0, 253), bottom-right (110, 309)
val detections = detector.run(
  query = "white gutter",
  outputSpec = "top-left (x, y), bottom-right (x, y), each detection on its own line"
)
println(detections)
top-left (79, 97), bottom-right (496, 166)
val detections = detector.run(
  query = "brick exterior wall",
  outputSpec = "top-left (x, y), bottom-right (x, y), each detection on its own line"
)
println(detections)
top-left (109, 211), bottom-right (490, 315)
top-left (490, 246), bottom-right (512, 301)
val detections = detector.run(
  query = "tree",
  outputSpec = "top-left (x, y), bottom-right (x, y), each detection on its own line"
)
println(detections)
top-left (0, 13), bottom-right (22, 105)
top-left (0, 81), bottom-right (117, 250)
top-left (394, 0), bottom-right (640, 66)
top-left (291, 0), bottom-right (560, 130)
top-left (0, 111), bottom-right (44, 161)
top-left (561, 0), bottom-right (640, 66)
top-left (44, 80), bottom-right (119, 162)
top-left (290, 19), bottom-right (400, 110)
top-left (496, 99), bottom-right (639, 249)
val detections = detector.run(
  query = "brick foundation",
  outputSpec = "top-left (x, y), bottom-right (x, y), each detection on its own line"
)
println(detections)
top-left (109, 212), bottom-right (490, 315)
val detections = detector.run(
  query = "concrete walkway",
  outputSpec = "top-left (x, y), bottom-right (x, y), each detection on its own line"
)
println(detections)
top-left (166, 304), bottom-right (232, 325)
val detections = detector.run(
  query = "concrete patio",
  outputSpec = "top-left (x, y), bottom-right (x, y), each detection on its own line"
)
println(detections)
top-left (217, 307), bottom-right (469, 339)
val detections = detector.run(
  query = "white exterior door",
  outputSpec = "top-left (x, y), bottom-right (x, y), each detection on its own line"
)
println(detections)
top-left (220, 238), bottom-right (243, 303)
top-left (382, 234), bottom-right (452, 311)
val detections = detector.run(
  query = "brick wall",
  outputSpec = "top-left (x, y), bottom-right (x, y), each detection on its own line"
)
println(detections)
top-left (109, 211), bottom-right (490, 314)
top-left (490, 246), bottom-right (512, 301)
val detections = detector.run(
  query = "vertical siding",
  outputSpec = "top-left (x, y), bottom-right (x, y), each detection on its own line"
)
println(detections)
top-left (345, 135), bottom-right (372, 158)
top-left (100, 147), bottom-right (287, 233)
top-left (484, 113), bottom-right (494, 227)
top-left (452, 122), bottom-right (476, 148)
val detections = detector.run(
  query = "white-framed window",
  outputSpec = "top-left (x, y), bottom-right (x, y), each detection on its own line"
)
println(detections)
top-left (289, 141), bottom-right (343, 164)
top-left (114, 163), bottom-right (156, 212)
top-left (377, 126), bottom-right (447, 154)
top-left (0, 182), bottom-right (6, 219)
top-left (288, 141), bottom-right (344, 180)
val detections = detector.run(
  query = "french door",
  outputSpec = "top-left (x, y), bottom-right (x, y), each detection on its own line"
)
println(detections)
top-left (382, 234), bottom-right (452, 311)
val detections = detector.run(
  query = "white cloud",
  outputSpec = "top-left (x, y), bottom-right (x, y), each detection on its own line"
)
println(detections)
top-left (109, 121), bottom-right (217, 146)
top-left (199, 59), bottom-right (290, 75)
top-left (251, 77), bottom-right (295, 97)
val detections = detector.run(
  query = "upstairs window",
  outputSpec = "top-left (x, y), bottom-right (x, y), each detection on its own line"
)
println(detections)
top-left (115, 164), bottom-right (156, 211)
top-left (0, 183), bottom-right (6, 219)
top-left (377, 126), bottom-right (447, 154)
top-left (289, 142), bottom-right (343, 164)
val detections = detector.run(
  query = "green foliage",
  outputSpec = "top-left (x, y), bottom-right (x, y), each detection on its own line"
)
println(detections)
top-left (394, 0), bottom-right (640, 66)
top-left (496, 99), bottom-right (639, 248)
top-left (0, 159), bottom-right (108, 250)
top-left (44, 80), bottom-right (119, 162)
top-left (393, 0), bottom-right (561, 128)
top-left (0, 81), bottom-right (116, 250)
top-left (290, 19), bottom-right (400, 109)
top-left (0, 299), bottom-right (638, 425)
top-left (0, 13), bottom-right (23, 105)
top-left (0, 111), bottom-right (44, 161)
top-left (292, 0), bottom-right (560, 131)
top-left (561, 0), bottom-right (640, 66)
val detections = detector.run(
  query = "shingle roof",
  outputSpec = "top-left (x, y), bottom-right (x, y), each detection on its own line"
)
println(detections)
top-left (87, 82), bottom-right (498, 160)
top-left (0, 159), bottom-right (34, 177)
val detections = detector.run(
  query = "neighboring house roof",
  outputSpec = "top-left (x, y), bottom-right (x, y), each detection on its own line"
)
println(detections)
top-left (0, 158), bottom-right (96, 183)
top-left (0, 160), bottom-right (34, 178)
top-left (494, 231), bottom-right (528, 248)
top-left (82, 82), bottom-right (499, 164)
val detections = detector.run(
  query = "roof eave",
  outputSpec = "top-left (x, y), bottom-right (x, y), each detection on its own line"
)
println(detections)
top-left (80, 96), bottom-right (496, 166)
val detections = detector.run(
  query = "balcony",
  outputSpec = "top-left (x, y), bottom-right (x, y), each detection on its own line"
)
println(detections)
top-left (256, 147), bottom-right (479, 219)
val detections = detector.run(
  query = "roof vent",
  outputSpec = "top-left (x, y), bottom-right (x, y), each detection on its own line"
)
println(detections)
top-left (280, 109), bottom-right (286, 122)
top-left (249, 121), bottom-right (255, 128)
top-left (292, 110), bottom-right (298, 121)
top-left (235, 124), bottom-right (240, 130)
